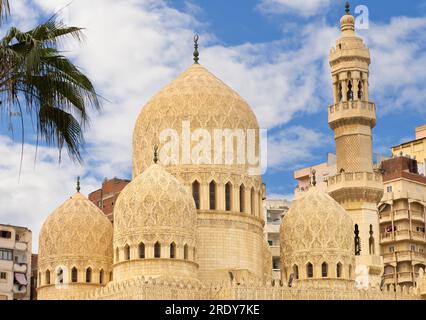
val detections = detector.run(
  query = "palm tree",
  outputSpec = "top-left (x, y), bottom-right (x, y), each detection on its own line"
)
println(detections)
top-left (0, 1), bottom-right (101, 162)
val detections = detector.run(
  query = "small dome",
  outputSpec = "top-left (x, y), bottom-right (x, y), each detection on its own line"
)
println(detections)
top-left (340, 14), bottom-right (355, 33)
top-left (280, 187), bottom-right (355, 281)
top-left (113, 163), bottom-right (198, 281)
top-left (132, 63), bottom-right (259, 178)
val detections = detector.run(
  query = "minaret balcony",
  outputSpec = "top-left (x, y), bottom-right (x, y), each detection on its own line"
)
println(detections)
top-left (328, 101), bottom-right (376, 129)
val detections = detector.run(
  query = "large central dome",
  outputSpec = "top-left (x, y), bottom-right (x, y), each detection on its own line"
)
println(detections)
top-left (132, 63), bottom-right (260, 177)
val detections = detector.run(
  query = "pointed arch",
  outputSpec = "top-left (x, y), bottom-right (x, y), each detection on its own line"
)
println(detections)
top-left (358, 80), bottom-right (363, 100)
top-left (293, 265), bottom-right (299, 280)
top-left (154, 242), bottom-right (161, 258)
top-left (209, 180), bottom-right (216, 210)
top-left (239, 184), bottom-right (245, 213)
top-left (347, 80), bottom-right (353, 101)
top-left (139, 242), bottom-right (145, 259)
top-left (225, 182), bottom-right (232, 211)
top-left (85, 267), bottom-right (92, 283)
top-left (336, 262), bottom-right (342, 278)
top-left (45, 270), bottom-right (50, 285)
top-left (250, 187), bottom-right (255, 215)
top-left (99, 269), bottom-right (104, 284)
top-left (71, 267), bottom-right (78, 283)
top-left (170, 242), bottom-right (176, 259)
top-left (306, 262), bottom-right (314, 278)
top-left (56, 267), bottom-right (64, 284)
top-left (338, 83), bottom-right (343, 102)
top-left (192, 180), bottom-right (200, 210)
top-left (184, 244), bottom-right (189, 260)
top-left (124, 244), bottom-right (130, 261)
top-left (321, 262), bottom-right (328, 278)
top-left (369, 224), bottom-right (375, 255)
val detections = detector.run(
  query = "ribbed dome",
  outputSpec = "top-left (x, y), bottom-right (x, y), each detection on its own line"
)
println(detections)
top-left (132, 63), bottom-right (260, 178)
top-left (39, 192), bottom-right (113, 266)
top-left (114, 163), bottom-right (197, 249)
top-left (280, 187), bottom-right (355, 279)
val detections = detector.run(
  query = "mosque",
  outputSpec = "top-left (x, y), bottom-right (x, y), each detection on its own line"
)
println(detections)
top-left (36, 3), bottom-right (426, 300)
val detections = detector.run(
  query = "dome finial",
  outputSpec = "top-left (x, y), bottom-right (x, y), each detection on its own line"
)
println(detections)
top-left (153, 145), bottom-right (159, 164)
top-left (345, 1), bottom-right (350, 15)
top-left (311, 169), bottom-right (317, 187)
top-left (193, 34), bottom-right (199, 64)
top-left (76, 176), bottom-right (81, 192)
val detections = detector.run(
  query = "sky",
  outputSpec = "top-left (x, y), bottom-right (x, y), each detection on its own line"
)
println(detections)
top-left (1, 0), bottom-right (426, 252)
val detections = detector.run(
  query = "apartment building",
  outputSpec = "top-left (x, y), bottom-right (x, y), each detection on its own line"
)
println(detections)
top-left (0, 224), bottom-right (32, 300)
top-left (264, 199), bottom-right (291, 280)
top-left (379, 156), bottom-right (426, 287)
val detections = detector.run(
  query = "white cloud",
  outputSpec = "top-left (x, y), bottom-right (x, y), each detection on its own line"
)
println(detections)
top-left (258, 0), bottom-right (332, 17)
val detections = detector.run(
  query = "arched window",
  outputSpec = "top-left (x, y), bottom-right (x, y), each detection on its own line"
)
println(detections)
top-left (322, 262), bottom-right (328, 278)
top-left (124, 244), bottom-right (130, 261)
top-left (86, 267), bottom-right (92, 283)
top-left (338, 83), bottom-right (343, 102)
top-left (336, 262), bottom-right (342, 278)
top-left (71, 267), bottom-right (78, 283)
top-left (115, 247), bottom-right (119, 263)
top-left (306, 263), bottom-right (313, 278)
top-left (99, 269), bottom-right (104, 284)
top-left (110, 272), bottom-right (113, 282)
top-left (354, 224), bottom-right (361, 256)
top-left (369, 224), bottom-right (375, 255)
top-left (293, 265), bottom-right (299, 280)
top-left (250, 188), bottom-right (255, 215)
top-left (192, 181), bottom-right (200, 210)
top-left (57, 268), bottom-right (64, 284)
top-left (349, 265), bottom-right (352, 279)
top-left (347, 80), bottom-right (353, 101)
top-left (184, 244), bottom-right (189, 260)
top-left (225, 182), bottom-right (232, 211)
top-left (209, 181), bottom-right (216, 210)
top-left (239, 185), bottom-right (245, 213)
top-left (170, 242), bottom-right (176, 259)
top-left (45, 270), bottom-right (50, 285)
top-left (139, 243), bottom-right (145, 259)
top-left (154, 242), bottom-right (161, 258)
top-left (358, 80), bottom-right (363, 100)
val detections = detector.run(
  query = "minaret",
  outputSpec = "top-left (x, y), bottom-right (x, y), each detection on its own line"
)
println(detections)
top-left (327, 2), bottom-right (384, 288)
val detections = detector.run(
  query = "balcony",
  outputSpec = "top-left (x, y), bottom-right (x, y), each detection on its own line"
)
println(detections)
top-left (412, 231), bottom-right (426, 242)
top-left (411, 211), bottom-right (425, 222)
top-left (0, 238), bottom-right (15, 250)
top-left (14, 242), bottom-right (27, 251)
top-left (396, 251), bottom-right (412, 262)
top-left (12, 284), bottom-right (27, 294)
top-left (412, 251), bottom-right (426, 262)
top-left (394, 209), bottom-right (409, 221)
top-left (13, 263), bottom-right (27, 273)
top-left (270, 246), bottom-right (280, 257)
top-left (383, 253), bottom-right (396, 264)
top-left (379, 211), bottom-right (391, 223)
top-left (327, 171), bottom-right (383, 195)
top-left (397, 272), bottom-right (414, 284)
top-left (328, 101), bottom-right (376, 129)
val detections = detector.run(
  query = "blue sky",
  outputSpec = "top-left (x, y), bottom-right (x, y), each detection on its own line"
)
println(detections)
top-left (1, 0), bottom-right (426, 250)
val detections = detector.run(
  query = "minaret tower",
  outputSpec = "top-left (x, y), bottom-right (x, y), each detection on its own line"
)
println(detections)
top-left (327, 2), bottom-right (384, 288)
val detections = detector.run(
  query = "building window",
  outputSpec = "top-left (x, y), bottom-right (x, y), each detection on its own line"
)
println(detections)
top-left (192, 181), bottom-right (200, 210)
top-left (184, 244), bottom-right (189, 260)
top-left (272, 257), bottom-right (280, 270)
top-left (369, 224), bottom-right (375, 255)
top-left (354, 224), bottom-right (361, 256)
top-left (239, 185), bottom-right (245, 213)
top-left (139, 243), bottom-right (145, 259)
top-left (45, 270), bottom-right (50, 285)
top-left (321, 262), bottom-right (328, 278)
top-left (225, 182), bottom-right (232, 211)
top-left (209, 181), bottom-right (216, 210)
top-left (306, 263), bottom-right (314, 278)
top-left (99, 269), bottom-right (104, 284)
top-left (86, 268), bottom-right (92, 283)
top-left (0, 249), bottom-right (12, 261)
top-left (71, 267), bottom-right (78, 283)
top-left (358, 81), bottom-right (363, 100)
top-left (154, 242), bottom-right (161, 258)
top-left (0, 272), bottom-right (7, 280)
top-left (389, 246), bottom-right (395, 253)
top-left (0, 230), bottom-right (12, 239)
top-left (57, 268), bottom-right (64, 284)
top-left (293, 265), bottom-right (299, 280)
top-left (347, 80), bottom-right (353, 101)
top-left (251, 188), bottom-right (255, 215)
top-left (411, 245), bottom-right (416, 252)
top-left (336, 262), bottom-right (342, 278)
top-left (124, 244), bottom-right (130, 260)
top-left (170, 242), bottom-right (176, 259)
top-left (387, 186), bottom-right (392, 193)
